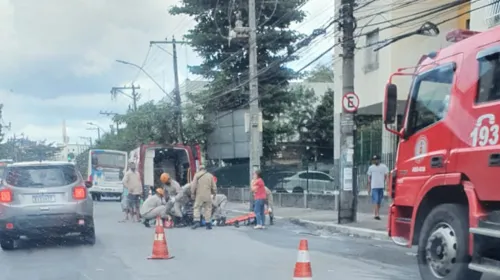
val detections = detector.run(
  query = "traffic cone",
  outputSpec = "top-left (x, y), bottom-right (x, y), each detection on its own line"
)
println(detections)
top-left (148, 216), bottom-right (174, 260)
top-left (293, 239), bottom-right (312, 279)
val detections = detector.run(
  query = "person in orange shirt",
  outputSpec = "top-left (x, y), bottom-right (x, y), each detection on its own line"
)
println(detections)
top-left (250, 170), bottom-right (266, 229)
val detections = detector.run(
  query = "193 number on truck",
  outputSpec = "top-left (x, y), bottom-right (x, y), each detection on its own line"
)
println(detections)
top-left (470, 113), bottom-right (499, 147)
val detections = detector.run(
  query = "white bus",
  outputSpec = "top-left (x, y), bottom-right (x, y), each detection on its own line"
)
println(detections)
top-left (87, 149), bottom-right (127, 201)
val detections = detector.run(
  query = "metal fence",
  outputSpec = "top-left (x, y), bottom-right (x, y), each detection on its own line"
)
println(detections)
top-left (208, 121), bottom-right (398, 194)
top-left (354, 119), bottom-right (398, 192)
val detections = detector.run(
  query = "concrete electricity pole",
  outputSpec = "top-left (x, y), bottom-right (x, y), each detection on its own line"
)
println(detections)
top-left (248, 0), bottom-right (261, 184)
top-left (337, 0), bottom-right (358, 224)
top-left (99, 110), bottom-right (120, 134)
top-left (110, 84), bottom-right (141, 111)
top-left (150, 37), bottom-right (187, 143)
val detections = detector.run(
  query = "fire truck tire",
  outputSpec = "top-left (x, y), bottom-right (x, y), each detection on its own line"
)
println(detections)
top-left (417, 203), bottom-right (482, 280)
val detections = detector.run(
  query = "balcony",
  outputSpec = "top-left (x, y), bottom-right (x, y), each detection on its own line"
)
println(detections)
top-left (485, 0), bottom-right (500, 28)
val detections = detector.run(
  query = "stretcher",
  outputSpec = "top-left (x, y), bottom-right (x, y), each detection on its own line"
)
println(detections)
top-left (225, 210), bottom-right (270, 227)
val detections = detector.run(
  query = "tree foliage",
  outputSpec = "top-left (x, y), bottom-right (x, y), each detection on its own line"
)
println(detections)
top-left (0, 104), bottom-right (4, 144)
top-left (0, 138), bottom-right (61, 162)
top-left (306, 89), bottom-right (334, 160)
top-left (170, 0), bottom-right (308, 158)
top-left (305, 64), bottom-right (334, 83)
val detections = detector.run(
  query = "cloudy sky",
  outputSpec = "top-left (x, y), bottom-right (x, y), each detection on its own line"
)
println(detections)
top-left (0, 0), bottom-right (334, 145)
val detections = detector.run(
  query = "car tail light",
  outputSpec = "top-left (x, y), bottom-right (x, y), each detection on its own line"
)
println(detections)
top-left (73, 186), bottom-right (87, 200)
top-left (0, 188), bottom-right (12, 203)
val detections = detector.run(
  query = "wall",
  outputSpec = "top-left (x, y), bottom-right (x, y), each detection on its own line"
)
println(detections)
top-left (219, 187), bottom-right (389, 215)
top-left (470, 0), bottom-right (498, 31)
top-left (206, 108), bottom-right (263, 160)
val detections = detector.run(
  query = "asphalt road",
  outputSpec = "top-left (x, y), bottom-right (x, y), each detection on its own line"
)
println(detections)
top-left (0, 201), bottom-right (496, 280)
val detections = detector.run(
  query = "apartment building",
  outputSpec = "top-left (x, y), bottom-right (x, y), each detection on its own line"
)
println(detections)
top-left (333, 0), bottom-right (471, 164)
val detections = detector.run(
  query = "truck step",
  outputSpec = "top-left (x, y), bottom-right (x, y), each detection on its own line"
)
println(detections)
top-left (469, 258), bottom-right (500, 276)
top-left (470, 227), bottom-right (500, 238)
top-left (395, 217), bottom-right (411, 224)
top-left (486, 210), bottom-right (500, 223)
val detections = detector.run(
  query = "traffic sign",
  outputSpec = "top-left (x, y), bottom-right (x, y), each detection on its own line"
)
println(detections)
top-left (342, 92), bottom-right (359, 113)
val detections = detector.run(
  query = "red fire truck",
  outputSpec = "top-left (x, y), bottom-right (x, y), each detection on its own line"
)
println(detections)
top-left (384, 28), bottom-right (500, 279)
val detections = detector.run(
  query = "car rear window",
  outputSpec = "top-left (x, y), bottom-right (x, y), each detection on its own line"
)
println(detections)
top-left (4, 165), bottom-right (78, 188)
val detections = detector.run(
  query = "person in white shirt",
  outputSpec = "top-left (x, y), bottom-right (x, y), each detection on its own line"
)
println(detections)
top-left (367, 155), bottom-right (389, 220)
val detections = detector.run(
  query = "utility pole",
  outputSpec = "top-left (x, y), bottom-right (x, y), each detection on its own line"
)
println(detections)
top-left (110, 84), bottom-right (141, 111)
top-left (248, 0), bottom-right (261, 185)
top-left (337, 0), bottom-right (357, 224)
top-left (99, 110), bottom-right (120, 134)
top-left (150, 37), bottom-right (187, 143)
top-left (87, 127), bottom-right (100, 140)
top-left (80, 136), bottom-right (93, 147)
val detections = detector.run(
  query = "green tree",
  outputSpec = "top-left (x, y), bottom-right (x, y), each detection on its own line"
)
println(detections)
top-left (170, 0), bottom-right (307, 158)
top-left (305, 64), bottom-right (334, 83)
top-left (1, 138), bottom-right (62, 162)
top-left (95, 101), bottom-right (178, 151)
top-left (306, 88), bottom-right (334, 160)
top-left (0, 104), bottom-right (4, 143)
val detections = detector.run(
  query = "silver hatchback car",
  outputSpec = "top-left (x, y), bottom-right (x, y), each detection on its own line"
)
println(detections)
top-left (0, 161), bottom-right (95, 250)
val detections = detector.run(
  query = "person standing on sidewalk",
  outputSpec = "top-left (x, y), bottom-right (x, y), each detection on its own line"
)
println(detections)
top-left (122, 162), bottom-right (143, 222)
top-left (264, 186), bottom-right (274, 225)
top-left (251, 170), bottom-right (266, 229)
top-left (367, 155), bottom-right (389, 220)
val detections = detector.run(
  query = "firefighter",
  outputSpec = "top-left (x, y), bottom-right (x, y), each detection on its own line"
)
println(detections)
top-left (265, 186), bottom-right (274, 225)
top-left (172, 183), bottom-right (193, 227)
top-left (191, 165), bottom-right (217, 230)
top-left (160, 173), bottom-right (183, 224)
top-left (212, 194), bottom-right (228, 226)
top-left (140, 187), bottom-right (168, 228)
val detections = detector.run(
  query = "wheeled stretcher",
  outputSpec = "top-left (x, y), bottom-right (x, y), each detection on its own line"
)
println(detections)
top-left (225, 210), bottom-right (271, 227)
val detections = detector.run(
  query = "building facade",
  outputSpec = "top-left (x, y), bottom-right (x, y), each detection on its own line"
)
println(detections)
top-left (333, 0), bottom-right (471, 169)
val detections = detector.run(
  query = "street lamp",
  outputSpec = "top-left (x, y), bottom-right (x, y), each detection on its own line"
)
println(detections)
top-left (87, 122), bottom-right (102, 140)
top-left (115, 60), bottom-right (175, 102)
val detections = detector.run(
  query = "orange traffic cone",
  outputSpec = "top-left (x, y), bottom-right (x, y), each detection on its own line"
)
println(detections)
top-left (293, 239), bottom-right (312, 279)
top-left (148, 216), bottom-right (174, 260)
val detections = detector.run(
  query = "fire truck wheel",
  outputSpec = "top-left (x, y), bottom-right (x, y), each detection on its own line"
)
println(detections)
top-left (417, 203), bottom-right (482, 280)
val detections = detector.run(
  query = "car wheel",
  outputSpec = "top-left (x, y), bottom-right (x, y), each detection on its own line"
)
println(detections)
top-left (118, 195), bottom-right (122, 201)
top-left (0, 239), bottom-right (15, 251)
top-left (81, 226), bottom-right (96, 245)
top-left (417, 204), bottom-right (482, 280)
top-left (95, 194), bottom-right (101, 201)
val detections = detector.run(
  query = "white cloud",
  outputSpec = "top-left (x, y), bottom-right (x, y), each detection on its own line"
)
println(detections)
top-left (0, 0), bottom-right (331, 145)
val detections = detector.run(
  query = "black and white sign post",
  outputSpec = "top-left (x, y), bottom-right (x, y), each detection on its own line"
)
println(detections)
top-left (338, 91), bottom-right (359, 224)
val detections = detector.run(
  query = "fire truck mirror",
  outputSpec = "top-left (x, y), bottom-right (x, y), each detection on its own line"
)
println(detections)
top-left (384, 83), bottom-right (398, 125)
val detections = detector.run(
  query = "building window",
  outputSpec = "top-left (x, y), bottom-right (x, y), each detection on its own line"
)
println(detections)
top-left (476, 51), bottom-right (500, 103)
top-left (364, 29), bottom-right (379, 73)
top-left (407, 63), bottom-right (455, 134)
top-left (466, 19), bottom-right (470, 30)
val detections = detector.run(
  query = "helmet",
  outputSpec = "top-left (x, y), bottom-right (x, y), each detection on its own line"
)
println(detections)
top-left (160, 173), bottom-right (170, 184)
top-left (155, 187), bottom-right (165, 196)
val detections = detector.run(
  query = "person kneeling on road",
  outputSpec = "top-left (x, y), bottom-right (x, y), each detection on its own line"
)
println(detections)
top-left (140, 187), bottom-right (169, 228)
top-left (172, 183), bottom-right (193, 227)
top-left (212, 194), bottom-right (228, 226)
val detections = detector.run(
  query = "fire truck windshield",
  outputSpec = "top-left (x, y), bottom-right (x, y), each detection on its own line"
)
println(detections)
top-left (406, 63), bottom-right (454, 134)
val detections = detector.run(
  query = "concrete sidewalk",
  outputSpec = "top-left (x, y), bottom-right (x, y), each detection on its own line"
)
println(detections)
top-left (226, 202), bottom-right (389, 241)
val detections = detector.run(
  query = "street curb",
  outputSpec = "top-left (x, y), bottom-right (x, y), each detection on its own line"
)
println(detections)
top-left (228, 209), bottom-right (389, 241)
top-left (287, 218), bottom-right (389, 241)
